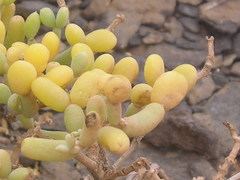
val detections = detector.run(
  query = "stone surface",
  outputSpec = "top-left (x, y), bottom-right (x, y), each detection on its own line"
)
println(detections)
top-left (233, 33), bottom-right (240, 58)
top-left (111, 0), bottom-right (176, 16)
top-left (189, 159), bottom-right (216, 180)
top-left (214, 34), bottom-right (232, 54)
top-left (179, 17), bottom-right (200, 33)
top-left (223, 54), bottom-right (237, 67)
top-left (110, 142), bottom-right (216, 180)
top-left (178, 0), bottom-right (203, 6)
top-left (212, 70), bottom-right (229, 88)
top-left (176, 37), bottom-right (205, 50)
top-left (183, 31), bottom-right (202, 42)
top-left (40, 161), bottom-right (82, 180)
top-left (163, 17), bottom-right (184, 43)
top-left (81, 0), bottom-right (108, 20)
top-left (145, 43), bottom-right (207, 69)
top-left (142, 32), bottom-right (164, 45)
top-left (212, 55), bottom-right (223, 69)
top-left (187, 76), bottom-right (216, 105)
top-left (144, 102), bottom-right (221, 158)
top-left (204, 82), bottom-right (240, 155)
top-left (200, 0), bottom-right (240, 34)
top-left (110, 0), bottom-right (176, 26)
top-left (231, 62), bottom-right (240, 76)
top-left (141, 11), bottom-right (165, 27)
top-left (16, 1), bottom-right (58, 18)
top-left (178, 4), bottom-right (199, 17)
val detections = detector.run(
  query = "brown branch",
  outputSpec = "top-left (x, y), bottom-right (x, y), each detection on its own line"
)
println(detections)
top-left (213, 122), bottom-right (240, 180)
top-left (113, 136), bottom-right (143, 169)
top-left (198, 36), bottom-right (215, 79)
top-left (57, 0), bottom-right (67, 7)
top-left (11, 126), bottom-right (51, 168)
top-left (107, 14), bottom-right (125, 32)
top-left (106, 157), bottom-right (150, 179)
top-left (75, 150), bottom-right (105, 180)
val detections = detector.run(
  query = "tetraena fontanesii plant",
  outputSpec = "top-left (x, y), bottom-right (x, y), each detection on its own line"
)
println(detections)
top-left (0, 0), bottom-right (215, 179)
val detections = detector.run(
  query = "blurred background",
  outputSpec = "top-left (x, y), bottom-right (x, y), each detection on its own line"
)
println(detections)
top-left (9, 0), bottom-right (240, 179)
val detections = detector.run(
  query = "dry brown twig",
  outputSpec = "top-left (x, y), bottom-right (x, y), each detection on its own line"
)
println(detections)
top-left (57, 0), bottom-right (66, 7)
top-left (113, 136), bottom-right (143, 169)
top-left (198, 36), bottom-right (215, 79)
top-left (107, 14), bottom-right (125, 32)
top-left (213, 122), bottom-right (240, 180)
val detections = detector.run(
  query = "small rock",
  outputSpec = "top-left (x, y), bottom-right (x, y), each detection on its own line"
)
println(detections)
top-left (187, 76), bottom-right (216, 105)
top-left (212, 69), bottom-right (229, 88)
top-left (178, 4), bottom-right (199, 17)
top-left (128, 34), bottom-right (142, 47)
top-left (220, 66), bottom-right (232, 75)
top-left (189, 159), bottom-right (216, 180)
top-left (163, 17), bottom-right (184, 43)
top-left (121, 142), bottom-right (215, 180)
top-left (212, 55), bottom-right (223, 69)
top-left (141, 12), bottom-right (165, 27)
top-left (204, 82), bottom-right (240, 156)
top-left (81, 0), bottom-right (108, 20)
top-left (183, 31), bottom-right (203, 42)
top-left (142, 32), bottom-right (164, 45)
top-left (179, 17), bottom-right (200, 33)
top-left (200, 0), bottom-right (240, 34)
top-left (176, 37), bottom-right (205, 50)
top-left (111, 0), bottom-right (176, 16)
top-left (16, 1), bottom-right (58, 18)
top-left (178, 0), bottom-right (203, 6)
top-left (231, 62), bottom-right (240, 76)
top-left (138, 25), bottom-right (155, 37)
top-left (233, 33), bottom-right (240, 58)
top-left (223, 54), bottom-right (237, 67)
top-left (40, 161), bottom-right (82, 180)
top-left (146, 43), bottom-right (207, 69)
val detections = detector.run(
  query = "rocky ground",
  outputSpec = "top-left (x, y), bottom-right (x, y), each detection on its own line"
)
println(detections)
top-left (2, 0), bottom-right (240, 179)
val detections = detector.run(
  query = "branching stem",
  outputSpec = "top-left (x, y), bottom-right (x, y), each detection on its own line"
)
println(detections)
top-left (198, 36), bottom-right (215, 79)
top-left (113, 136), bottom-right (143, 169)
top-left (107, 14), bottom-right (125, 32)
top-left (213, 122), bottom-right (240, 180)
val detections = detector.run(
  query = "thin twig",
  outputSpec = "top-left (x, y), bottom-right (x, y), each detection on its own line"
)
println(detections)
top-left (106, 157), bottom-right (150, 179)
top-left (11, 126), bottom-right (48, 168)
top-left (113, 136), bottom-right (143, 169)
top-left (75, 150), bottom-right (104, 179)
top-left (57, 0), bottom-right (67, 7)
top-left (107, 14), bottom-right (125, 32)
top-left (198, 36), bottom-right (215, 79)
top-left (213, 122), bottom-right (240, 180)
